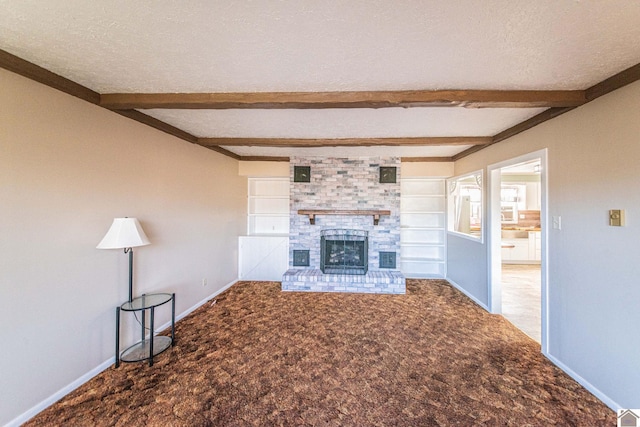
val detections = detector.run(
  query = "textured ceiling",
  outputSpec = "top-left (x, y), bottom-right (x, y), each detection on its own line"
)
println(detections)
top-left (141, 108), bottom-right (548, 139)
top-left (1, 1), bottom-right (640, 158)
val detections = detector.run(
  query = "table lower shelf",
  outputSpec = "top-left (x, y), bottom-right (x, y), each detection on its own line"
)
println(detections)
top-left (120, 336), bottom-right (173, 363)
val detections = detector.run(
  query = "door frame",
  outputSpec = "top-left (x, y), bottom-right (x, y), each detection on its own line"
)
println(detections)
top-left (487, 148), bottom-right (549, 353)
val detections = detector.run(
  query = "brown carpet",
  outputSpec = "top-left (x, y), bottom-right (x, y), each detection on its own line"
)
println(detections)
top-left (26, 280), bottom-right (614, 426)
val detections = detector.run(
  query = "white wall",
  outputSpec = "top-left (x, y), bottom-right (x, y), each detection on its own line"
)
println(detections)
top-left (451, 80), bottom-right (640, 409)
top-left (401, 161), bottom-right (454, 178)
top-left (0, 68), bottom-right (246, 425)
top-left (446, 236), bottom-right (488, 309)
top-left (238, 160), bottom-right (455, 179)
top-left (239, 160), bottom-right (289, 177)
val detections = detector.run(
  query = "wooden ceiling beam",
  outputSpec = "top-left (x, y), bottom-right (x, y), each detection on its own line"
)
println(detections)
top-left (401, 157), bottom-right (454, 162)
top-left (202, 145), bottom-right (241, 159)
top-left (0, 49), bottom-right (100, 104)
top-left (116, 110), bottom-right (198, 143)
top-left (100, 90), bottom-right (586, 110)
top-left (199, 137), bottom-right (490, 148)
top-left (491, 107), bottom-right (576, 145)
top-left (451, 107), bottom-right (575, 161)
top-left (454, 62), bottom-right (640, 161)
top-left (585, 62), bottom-right (640, 101)
top-left (109, 111), bottom-right (241, 159)
top-left (238, 156), bottom-right (291, 162)
top-left (235, 156), bottom-right (456, 162)
top-left (5, 48), bottom-right (639, 164)
top-left (0, 49), bottom-right (241, 160)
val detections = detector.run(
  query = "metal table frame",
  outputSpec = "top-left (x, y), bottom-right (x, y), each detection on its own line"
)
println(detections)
top-left (115, 293), bottom-right (175, 367)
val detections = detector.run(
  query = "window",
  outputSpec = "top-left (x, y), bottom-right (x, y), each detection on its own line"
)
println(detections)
top-left (447, 171), bottom-right (483, 241)
top-left (247, 178), bottom-right (290, 235)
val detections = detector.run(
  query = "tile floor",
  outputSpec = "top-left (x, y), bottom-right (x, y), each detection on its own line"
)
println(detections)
top-left (501, 264), bottom-right (541, 343)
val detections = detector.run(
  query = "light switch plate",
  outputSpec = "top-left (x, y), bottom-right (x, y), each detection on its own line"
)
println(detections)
top-left (609, 209), bottom-right (625, 226)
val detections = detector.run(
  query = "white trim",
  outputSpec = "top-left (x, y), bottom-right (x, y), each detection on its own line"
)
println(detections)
top-left (173, 279), bottom-right (237, 324)
top-left (247, 176), bottom-right (290, 236)
top-left (448, 270), bottom-right (619, 412)
top-left (543, 350), bottom-right (621, 411)
top-left (487, 164), bottom-right (503, 314)
top-left (400, 177), bottom-right (447, 279)
top-left (446, 277), bottom-right (490, 311)
top-left (486, 148), bottom-right (549, 354)
top-left (446, 229), bottom-right (483, 243)
top-left (4, 358), bottom-right (114, 427)
top-left (9, 276), bottom-right (619, 425)
top-left (446, 170), bottom-right (485, 244)
top-left (7, 278), bottom-right (239, 427)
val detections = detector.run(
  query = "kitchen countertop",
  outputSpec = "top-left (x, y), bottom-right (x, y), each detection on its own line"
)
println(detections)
top-left (501, 226), bottom-right (541, 231)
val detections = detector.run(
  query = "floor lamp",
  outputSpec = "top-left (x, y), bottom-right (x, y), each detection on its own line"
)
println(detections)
top-left (97, 217), bottom-right (151, 302)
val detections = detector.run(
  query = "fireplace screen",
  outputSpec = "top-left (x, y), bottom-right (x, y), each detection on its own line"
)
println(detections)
top-left (320, 229), bottom-right (368, 275)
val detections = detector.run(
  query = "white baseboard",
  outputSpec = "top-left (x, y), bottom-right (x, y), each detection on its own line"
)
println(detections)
top-left (442, 278), bottom-right (620, 412)
top-left (543, 350), bottom-right (621, 411)
top-left (5, 358), bottom-right (114, 427)
top-left (169, 278), bottom-right (237, 325)
top-left (11, 278), bottom-right (618, 425)
top-left (7, 278), bottom-right (239, 427)
top-left (445, 277), bottom-right (490, 311)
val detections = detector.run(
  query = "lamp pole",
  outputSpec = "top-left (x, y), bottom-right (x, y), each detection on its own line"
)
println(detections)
top-left (125, 247), bottom-right (134, 302)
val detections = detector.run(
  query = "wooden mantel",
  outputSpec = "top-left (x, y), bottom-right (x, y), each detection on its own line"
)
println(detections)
top-left (298, 209), bottom-right (391, 226)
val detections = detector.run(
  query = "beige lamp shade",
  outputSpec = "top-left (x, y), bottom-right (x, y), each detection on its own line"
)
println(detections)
top-left (96, 218), bottom-right (151, 249)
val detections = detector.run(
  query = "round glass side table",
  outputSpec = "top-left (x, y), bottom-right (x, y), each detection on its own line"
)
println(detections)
top-left (115, 293), bottom-right (175, 367)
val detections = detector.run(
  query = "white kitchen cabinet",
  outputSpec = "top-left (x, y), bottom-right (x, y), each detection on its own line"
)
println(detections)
top-left (502, 238), bottom-right (529, 262)
top-left (525, 182), bottom-right (541, 210)
top-left (528, 231), bottom-right (541, 261)
top-left (502, 231), bottom-right (541, 264)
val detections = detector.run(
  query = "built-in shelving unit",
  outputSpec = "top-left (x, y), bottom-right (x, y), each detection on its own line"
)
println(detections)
top-left (240, 177), bottom-right (290, 280)
top-left (400, 178), bottom-right (446, 278)
top-left (247, 177), bottom-right (290, 235)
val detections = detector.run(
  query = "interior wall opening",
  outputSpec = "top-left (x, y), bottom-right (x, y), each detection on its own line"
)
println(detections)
top-left (500, 160), bottom-right (542, 342)
top-left (488, 149), bottom-right (548, 350)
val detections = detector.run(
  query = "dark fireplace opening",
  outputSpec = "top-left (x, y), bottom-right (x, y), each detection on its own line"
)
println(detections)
top-left (320, 229), bottom-right (368, 275)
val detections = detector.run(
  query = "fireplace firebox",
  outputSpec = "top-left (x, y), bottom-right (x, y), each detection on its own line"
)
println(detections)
top-left (320, 229), bottom-right (368, 275)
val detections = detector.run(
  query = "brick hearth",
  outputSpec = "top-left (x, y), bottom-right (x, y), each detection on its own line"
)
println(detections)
top-left (281, 268), bottom-right (406, 294)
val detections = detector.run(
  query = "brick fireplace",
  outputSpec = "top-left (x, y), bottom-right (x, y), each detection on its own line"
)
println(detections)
top-left (320, 229), bottom-right (368, 275)
top-left (281, 157), bottom-right (405, 294)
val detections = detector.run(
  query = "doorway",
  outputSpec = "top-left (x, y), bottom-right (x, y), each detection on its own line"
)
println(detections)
top-left (488, 150), bottom-right (548, 350)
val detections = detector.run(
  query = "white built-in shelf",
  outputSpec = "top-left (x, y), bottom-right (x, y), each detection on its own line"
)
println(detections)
top-left (248, 177), bottom-right (290, 235)
top-left (400, 178), bottom-right (446, 279)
